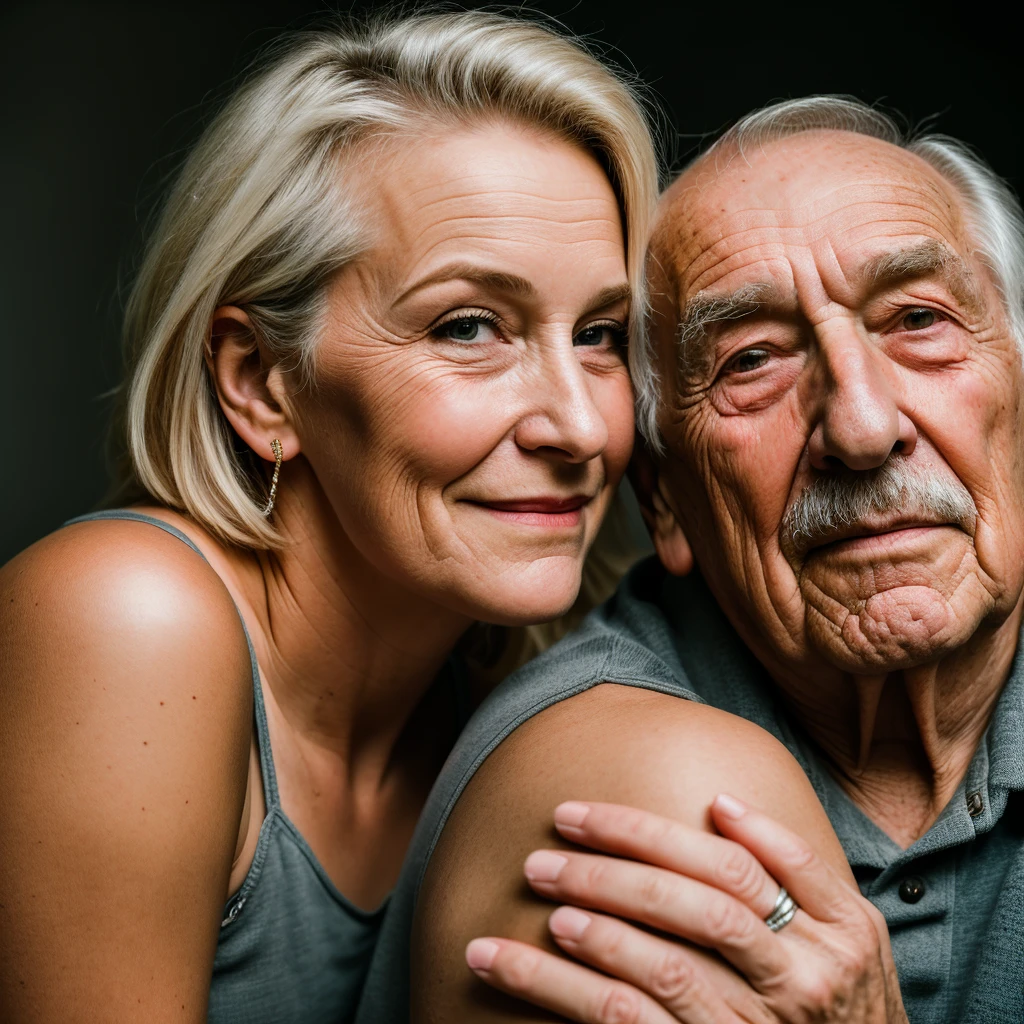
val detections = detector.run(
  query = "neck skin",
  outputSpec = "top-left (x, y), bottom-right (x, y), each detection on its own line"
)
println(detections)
top-left (221, 458), bottom-right (473, 790)
top-left (766, 598), bottom-right (1024, 848)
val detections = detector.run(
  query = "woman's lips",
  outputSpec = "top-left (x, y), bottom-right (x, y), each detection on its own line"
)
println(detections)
top-left (467, 496), bottom-right (590, 528)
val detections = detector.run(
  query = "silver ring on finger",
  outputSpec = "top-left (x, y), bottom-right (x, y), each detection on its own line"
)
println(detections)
top-left (764, 886), bottom-right (799, 933)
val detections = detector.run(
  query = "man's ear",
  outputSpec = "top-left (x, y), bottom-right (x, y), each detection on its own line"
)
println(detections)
top-left (651, 478), bottom-right (694, 577)
top-left (206, 306), bottom-right (300, 463)
top-left (628, 440), bottom-right (694, 577)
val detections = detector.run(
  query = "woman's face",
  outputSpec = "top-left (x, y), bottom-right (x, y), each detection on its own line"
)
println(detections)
top-left (292, 122), bottom-right (635, 624)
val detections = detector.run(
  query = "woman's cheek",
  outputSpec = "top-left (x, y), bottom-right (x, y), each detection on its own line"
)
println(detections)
top-left (388, 374), bottom-right (521, 478)
top-left (597, 371), bottom-right (636, 481)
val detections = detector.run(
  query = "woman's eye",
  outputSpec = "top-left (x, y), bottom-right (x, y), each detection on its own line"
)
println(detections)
top-left (727, 348), bottom-right (770, 373)
top-left (902, 308), bottom-right (937, 331)
top-left (434, 317), bottom-right (499, 344)
top-left (574, 324), bottom-right (624, 348)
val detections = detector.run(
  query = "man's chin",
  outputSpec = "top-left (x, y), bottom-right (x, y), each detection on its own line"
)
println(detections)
top-left (802, 581), bottom-right (989, 673)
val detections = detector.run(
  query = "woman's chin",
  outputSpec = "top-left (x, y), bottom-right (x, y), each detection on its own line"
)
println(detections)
top-left (461, 575), bottom-right (582, 628)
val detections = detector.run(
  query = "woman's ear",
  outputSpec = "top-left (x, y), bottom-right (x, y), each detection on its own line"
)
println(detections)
top-left (629, 442), bottom-right (693, 577)
top-left (206, 306), bottom-right (300, 462)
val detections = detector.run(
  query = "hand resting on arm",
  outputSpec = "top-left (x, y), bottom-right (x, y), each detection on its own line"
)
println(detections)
top-left (412, 683), bottom-right (905, 1023)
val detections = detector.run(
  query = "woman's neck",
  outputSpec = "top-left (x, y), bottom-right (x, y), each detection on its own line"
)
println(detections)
top-left (155, 472), bottom-right (474, 782)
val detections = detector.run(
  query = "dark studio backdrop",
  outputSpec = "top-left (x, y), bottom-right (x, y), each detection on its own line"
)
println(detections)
top-left (1, 0), bottom-right (1018, 565)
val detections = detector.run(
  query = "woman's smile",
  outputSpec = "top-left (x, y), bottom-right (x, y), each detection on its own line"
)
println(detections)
top-left (463, 494), bottom-right (594, 529)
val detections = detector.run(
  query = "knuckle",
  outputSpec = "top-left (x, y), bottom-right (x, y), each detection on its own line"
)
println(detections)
top-left (703, 893), bottom-right (754, 946)
top-left (637, 870), bottom-right (673, 911)
top-left (592, 918), bottom-right (628, 960)
top-left (499, 946), bottom-right (544, 990)
top-left (593, 984), bottom-right (644, 1024)
top-left (802, 974), bottom-right (838, 1011)
top-left (580, 858), bottom-right (611, 896)
top-left (714, 845), bottom-right (763, 901)
top-left (648, 950), bottom-right (698, 1004)
top-left (620, 806), bottom-right (650, 840)
top-left (838, 940), bottom-right (872, 979)
top-left (780, 837), bottom-right (817, 873)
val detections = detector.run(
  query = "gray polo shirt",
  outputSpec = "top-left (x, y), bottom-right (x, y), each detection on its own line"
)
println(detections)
top-left (355, 557), bottom-right (1024, 1023)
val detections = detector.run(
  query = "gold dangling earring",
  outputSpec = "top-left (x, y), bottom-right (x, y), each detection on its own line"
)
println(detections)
top-left (261, 439), bottom-right (283, 517)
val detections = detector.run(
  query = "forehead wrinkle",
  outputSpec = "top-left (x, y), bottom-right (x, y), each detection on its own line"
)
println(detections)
top-left (680, 188), bottom-right (960, 270)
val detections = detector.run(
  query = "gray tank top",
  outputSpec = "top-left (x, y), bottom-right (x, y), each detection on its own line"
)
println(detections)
top-left (66, 510), bottom-right (465, 1023)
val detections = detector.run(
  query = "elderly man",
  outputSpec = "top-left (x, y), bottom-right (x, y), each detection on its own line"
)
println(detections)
top-left (352, 97), bottom-right (1024, 1024)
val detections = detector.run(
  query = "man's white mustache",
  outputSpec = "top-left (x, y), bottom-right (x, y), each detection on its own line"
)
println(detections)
top-left (780, 457), bottom-right (978, 558)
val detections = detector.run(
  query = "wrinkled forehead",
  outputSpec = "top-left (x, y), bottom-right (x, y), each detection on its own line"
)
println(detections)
top-left (656, 130), bottom-right (969, 303)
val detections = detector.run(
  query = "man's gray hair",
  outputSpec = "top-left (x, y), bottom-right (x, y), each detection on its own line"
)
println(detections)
top-left (635, 96), bottom-right (1024, 446)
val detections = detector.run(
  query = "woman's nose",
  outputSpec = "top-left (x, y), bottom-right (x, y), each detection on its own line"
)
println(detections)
top-left (514, 353), bottom-right (609, 464)
top-left (807, 330), bottom-right (917, 472)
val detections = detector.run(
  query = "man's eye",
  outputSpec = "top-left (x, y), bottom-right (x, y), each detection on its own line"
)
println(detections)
top-left (727, 348), bottom-right (770, 373)
top-left (902, 308), bottom-right (937, 331)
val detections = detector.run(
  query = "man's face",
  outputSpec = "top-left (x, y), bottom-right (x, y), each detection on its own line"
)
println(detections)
top-left (651, 131), bottom-right (1024, 680)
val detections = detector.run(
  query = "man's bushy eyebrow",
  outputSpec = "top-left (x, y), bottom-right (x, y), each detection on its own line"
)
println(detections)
top-left (676, 282), bottom-right (771, 376)
top-left (865, 239), bottom-right (983, 311)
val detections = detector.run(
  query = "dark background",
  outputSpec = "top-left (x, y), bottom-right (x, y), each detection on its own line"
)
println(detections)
top-left (2, 0), bottom-right (1018, 565)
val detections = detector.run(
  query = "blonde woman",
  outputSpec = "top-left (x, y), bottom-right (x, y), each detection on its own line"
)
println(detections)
top-left (0, 12), bottom-right (657, 1021)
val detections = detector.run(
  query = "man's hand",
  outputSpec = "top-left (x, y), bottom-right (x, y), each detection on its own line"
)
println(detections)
top-left (466, 797), bottom-right (907, 1023)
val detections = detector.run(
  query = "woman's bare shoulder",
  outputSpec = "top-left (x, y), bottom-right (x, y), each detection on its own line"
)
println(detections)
top-left (3, 511), bottom-right (247, 666)
top-left (0, 514), bottom-right (253, 1017)
top-left (456, 683), bottom-right (842, 862)
top-left (412, 684), bottom-right (845, 1023)
top-left (0, 511), bottom-right (254, 761)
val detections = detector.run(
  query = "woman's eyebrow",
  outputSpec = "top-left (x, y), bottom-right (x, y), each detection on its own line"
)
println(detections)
top-left (395, 262), bottom-right (535, 303)
top-left (585, 283), bottom-right (631, 312)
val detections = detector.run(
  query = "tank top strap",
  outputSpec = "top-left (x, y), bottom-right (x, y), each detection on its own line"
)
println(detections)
top-left (63, 509), bottom-right (281, 807)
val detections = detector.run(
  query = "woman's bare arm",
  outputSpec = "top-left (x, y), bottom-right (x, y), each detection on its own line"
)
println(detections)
top-left (0, 521), bottom-right (253, 1022)
top-left (412, 683), bottom-right (852, 1023)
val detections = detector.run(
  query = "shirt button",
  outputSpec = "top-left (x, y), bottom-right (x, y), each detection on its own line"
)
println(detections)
top-left (967, 791), bottom-right (984, 817)
top-left (898, 877), bottom-right (926, 904)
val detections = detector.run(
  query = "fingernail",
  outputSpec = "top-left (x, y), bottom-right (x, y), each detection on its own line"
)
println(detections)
top-left (466, 938), bottom-right (500, 971)
top-left (715, 794), bottom-right (748, 819)
top-left (549, 906), bottom-right (592, 941)
top-left (524, 850), bottom-right (568, 882)
top-left (554, 801), bottom-right (590, 832)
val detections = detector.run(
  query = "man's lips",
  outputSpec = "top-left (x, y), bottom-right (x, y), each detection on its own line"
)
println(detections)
top-left (803, 517), bottom-right (959, 554)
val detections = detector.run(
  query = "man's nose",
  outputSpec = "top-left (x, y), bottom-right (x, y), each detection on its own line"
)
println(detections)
top-left (514, 351), bottom-right (609, 464)
top-left (807, 329), bottom-right (917, 472)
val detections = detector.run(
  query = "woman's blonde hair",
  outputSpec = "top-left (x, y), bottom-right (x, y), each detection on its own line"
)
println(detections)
top-left (115, 9), bottom-right (660, 553)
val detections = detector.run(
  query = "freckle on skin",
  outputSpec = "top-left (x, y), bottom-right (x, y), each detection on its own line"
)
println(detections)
top-left (143, 741), bottom-right (148, 746)
top-left (160, 701), bottom-right (165, 706)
